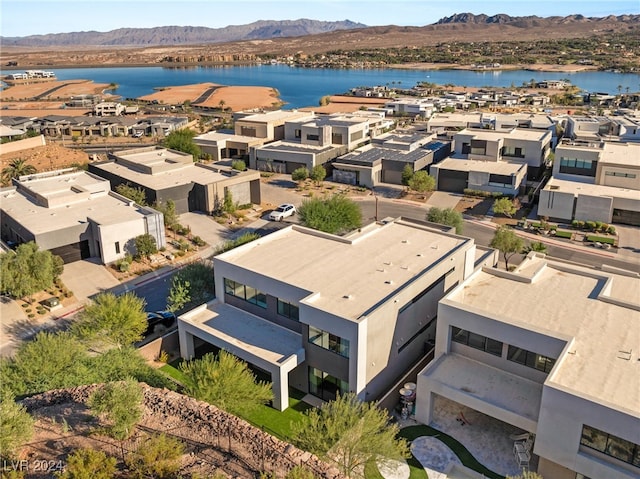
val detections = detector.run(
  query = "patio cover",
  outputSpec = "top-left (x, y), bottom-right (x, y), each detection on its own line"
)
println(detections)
top-left (417, 353), bottom-right (543, 432)
top-left (178, 299), bottom-right (305, 411)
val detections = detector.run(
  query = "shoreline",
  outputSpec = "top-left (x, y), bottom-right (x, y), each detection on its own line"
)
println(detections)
top-left (2, 61), bottom-right (606, 74)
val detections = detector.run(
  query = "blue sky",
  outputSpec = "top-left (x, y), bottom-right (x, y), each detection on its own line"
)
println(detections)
top-left (2, 0), bottom-right (639, 37)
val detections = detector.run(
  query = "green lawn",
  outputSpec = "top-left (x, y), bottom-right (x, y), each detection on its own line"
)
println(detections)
top-left (158, 361), bottom-right (311, 441)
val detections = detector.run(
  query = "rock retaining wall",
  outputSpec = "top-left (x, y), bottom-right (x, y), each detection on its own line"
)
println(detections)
top-left (22, 384), bottom-right (345, 479)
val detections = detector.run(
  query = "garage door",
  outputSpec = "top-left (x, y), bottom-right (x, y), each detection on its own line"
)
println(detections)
top-left (50, 240), bottom-right (90, 264)
top-left (437, 170), bottom-right (468, 193)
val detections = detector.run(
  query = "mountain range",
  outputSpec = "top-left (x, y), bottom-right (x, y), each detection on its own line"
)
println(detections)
top-left (0, 19), bottom-right (366, 47)
top-left (2, 13), bottom-right (639, 48)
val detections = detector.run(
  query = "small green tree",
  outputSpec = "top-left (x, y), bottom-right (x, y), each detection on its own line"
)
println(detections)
top-left (292, 167), bottom-right (309, 184)
top-left (522, 241), bottom-right (548, 255)
top-left (490, 226), bottom-right (524, 271)
top-left (0, 396), bottom-right (34, 460)
top-left (88, 379), bottom-right (143, 440)
top-left (231, 159), bottom-right (247, 171)
top-left (427, 207), bottom-right (464, 234)
top-left (57, 449), bottom-right (117, 479)
top-left (2, 332), bottom-right (89, 397)
top-left (493, 197), bottom-right (517, 218)
top-left (401, 164), bottom-right (414, 186)
top-left (115, 183), bottom-right (147, 206)
top-left (166, 279), bottom-right (190, 313)
top-left (291, 393), bottom-right (409, 478)
top-left (285, 466), bottom-right (315, 479)
top-left (0, 242), bottom-right (63, 300)
top-left (298, 195), bottom-right (362, 235)
top-left (134, 234), bottom-right (158, 260)
top-left (180, 351), bottom-right (273, 416)
top-left (74, 292), bottom-right (147, 348)
top-left (223, 189), bottom-right (236, 213)
top-left (1, 158), bottom-right (36, 186)
top-left (166, 262), bottom-right (214, 313)
top-left (154, 199), bottom-right (177, 227)
top-left (126, 433), bottom-right (184, 479)
top-left (407, 171), bottom-right (435, 193)
top-left (162, 129), bottom-right (201, 158)
top-left (310, 164), bottom-right (327, 186)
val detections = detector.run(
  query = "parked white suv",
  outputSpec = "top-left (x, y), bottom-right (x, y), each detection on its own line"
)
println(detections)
top-left (269, 203), bottom-right (296, 221)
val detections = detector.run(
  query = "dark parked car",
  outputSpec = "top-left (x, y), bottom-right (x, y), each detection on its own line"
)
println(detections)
top-left (144, 311), bottom-right (176, 336)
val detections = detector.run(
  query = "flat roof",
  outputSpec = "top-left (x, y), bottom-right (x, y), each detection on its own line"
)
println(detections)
top-left (436, 157), bottom-right (525, 175)
top-left (180, 299), bottom-right (303, 366)
top-left (217, 218), bottom-right (469, 321)
top-left (237, 110), bottom-right (309, 123)
top-left (458, 128), bottom-right (550, 142)
top-left (193, 131), bottom-right (264, 144)
top-left (338, 145), bottom-right (432, 165)
top-left (601, 142), bottom-right (640, 167)
top-left (257, 141), bottom-right (335, 154)
top-left (445, 256), bottom-right (640, 414)
top-left (544, 177), bottom-right (640, 201)
top-left (93, 161), bottom-right (235, 190)
top-left (1, 176), bottom-right (153, 234)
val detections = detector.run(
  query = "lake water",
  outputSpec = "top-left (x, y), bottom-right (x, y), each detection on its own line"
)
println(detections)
top-left (50, 65), bottom-right (640, 109)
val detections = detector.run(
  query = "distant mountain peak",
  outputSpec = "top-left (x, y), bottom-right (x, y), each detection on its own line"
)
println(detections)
top-left (0, 19), bottom-right (367, 47)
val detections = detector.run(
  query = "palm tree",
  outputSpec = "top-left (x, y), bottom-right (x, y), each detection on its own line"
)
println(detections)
top-left (2, 159), bottom-right (37, 185)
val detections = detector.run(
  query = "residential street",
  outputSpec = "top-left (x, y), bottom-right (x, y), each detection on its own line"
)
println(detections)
top-left (2, 183), bottom-right (639, 357)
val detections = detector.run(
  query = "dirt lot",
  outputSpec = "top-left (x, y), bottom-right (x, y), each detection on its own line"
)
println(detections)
top-left (0, 143), bottom-right (92, 180)
top-left (139, 83), bottom-right (283, 111)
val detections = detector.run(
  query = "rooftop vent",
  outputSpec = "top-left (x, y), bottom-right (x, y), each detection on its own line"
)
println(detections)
top-left (385, 280), bottom-right (394, 285)
top-left (342, 294), bottom-right (352, 300)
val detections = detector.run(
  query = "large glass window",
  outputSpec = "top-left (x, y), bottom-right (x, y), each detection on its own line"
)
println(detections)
top-left (308, 367), bottom-right (348, 401)
top-left (223, 278), bottom-right (267, 309)
top-left (277, 299), bottom-right (299, 321)
top-left (580, 425), bottom-right (640, 468)
top-left (507, 345), bottom-right (555, 373)
top-left (451, 327), bottom-right (503, 357)
top-left (503, 145), bottom-right (525, 158)
top-left (308, 326), bottom-right (349, 358)
top-left (559, 157), bottom-right (596, 177)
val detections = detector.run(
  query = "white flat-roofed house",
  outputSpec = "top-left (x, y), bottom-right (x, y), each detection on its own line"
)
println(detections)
top-left (93, 102), bottom-right (125, 117)
top-left (178, 218), bottom-right (495, 410)
top-left (539, 141), bottom-right (640, 225)
top-left (416, 254), bottom-right (640, 479)
top-left (89, 146), bottom-right (261, 215)
top-left (452, 127), bottom-right (552, 180)
top-left (0, 169), bottom-right (165, 264)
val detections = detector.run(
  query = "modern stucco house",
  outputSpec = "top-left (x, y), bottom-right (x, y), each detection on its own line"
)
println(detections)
top-left (89, 146), bottom-right (261, 215)
top-left (178, 217), bottom-right (497, 410)
top-left (0, 169), bottom-right (165, 264)
top-left (451, 127), bottom-right (552, 180)
top-left (332, 133), bottom-right (450, 188)
top-left (538, 141), bottom-right (640, 225)
top-left (415, 253), bottom-right (640, 479)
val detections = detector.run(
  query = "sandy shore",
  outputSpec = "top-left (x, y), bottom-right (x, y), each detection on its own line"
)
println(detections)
top-left (386, 62), bottom-right (598, 73)
top-left (138, 83), bottom-right (283, 110)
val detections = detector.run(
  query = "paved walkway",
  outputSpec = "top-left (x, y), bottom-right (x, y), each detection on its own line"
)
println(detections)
top-left (411, 436), bottom-right (461, 479)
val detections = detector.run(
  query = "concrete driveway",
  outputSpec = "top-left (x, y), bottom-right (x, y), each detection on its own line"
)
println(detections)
top-left (179, 212), bottom-right (235, 249)
top-left (61, 258), bottom-right (120, 303)
top-left (425, 192), bottom-right (462, 210)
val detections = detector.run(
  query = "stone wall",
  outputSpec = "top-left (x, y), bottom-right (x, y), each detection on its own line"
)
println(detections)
top-left (22, 384), bottom-right (345, 479)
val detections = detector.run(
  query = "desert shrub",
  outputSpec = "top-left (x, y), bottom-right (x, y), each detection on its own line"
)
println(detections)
top-left (191, 236), bottom-right (206, 247)
top-left (231, 159), bottom-right (247, 171)
top-left (607, 225), bottom-right (616, 235)
top-left (585, 221), bottom-right (597, 231)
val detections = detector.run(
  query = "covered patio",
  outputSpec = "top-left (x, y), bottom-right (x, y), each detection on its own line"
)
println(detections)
top-left (178, 299), bottom-right (305, 411)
